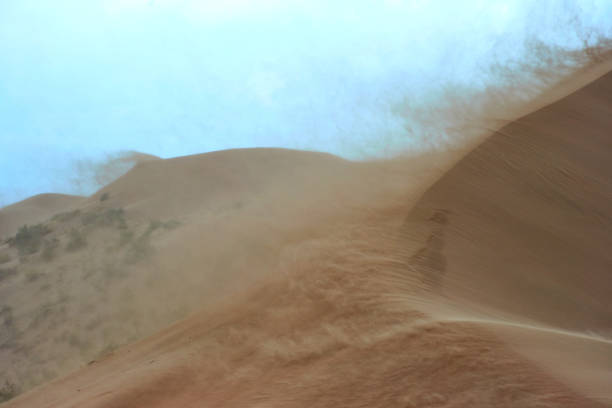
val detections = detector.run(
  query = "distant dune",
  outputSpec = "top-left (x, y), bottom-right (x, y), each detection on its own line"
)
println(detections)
top-left (0, 194), bottom-right (84, 239)
top-left (2, 66), bottom-right (612, 407)
top-left (0, 151), bottom-right (160, 240)
top-left (0, 146), bottom-right (448, 402)
top-left (87, 149), bottom-right (360, 219)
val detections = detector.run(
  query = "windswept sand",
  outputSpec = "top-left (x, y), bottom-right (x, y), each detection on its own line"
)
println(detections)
top-left (0, 147), bottom-right (451, 400)
top-left (0, 194), bottom-right (84, 240)
top-left (400, 68), bottom-right (612, 404)
top-left (2, 64), bottom-right (612, 407)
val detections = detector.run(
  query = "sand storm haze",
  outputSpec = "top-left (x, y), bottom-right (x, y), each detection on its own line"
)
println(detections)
top-left (0, 61), bottom-right (611, 406)
top-left (1, 1), bottom-right (612, 407)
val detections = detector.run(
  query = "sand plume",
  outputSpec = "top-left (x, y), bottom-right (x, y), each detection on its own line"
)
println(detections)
top-left (2, 59), bottom-right (612, 406)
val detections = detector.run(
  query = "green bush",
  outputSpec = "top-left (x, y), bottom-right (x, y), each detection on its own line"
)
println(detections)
top-left (122, 219), bottom-right (178, 263)
top-left (41, 238), bottom-right (59, 261)
top-left (99, 192), bottom-right (110, 202)
top-left (66, 229), bottom-right (86, 252)
top-left (148, 219), bottom-right (162, 232)
top-left (12, 224), bottom-right (51, 255)
top-left (81, 208), bottom-right (126, 227)
top-left (80, 211), bottom-right (99, 226)
top-left (0, 380), bottom-right (18, 403)
top-left (163, 220), bottom-right (181, 230)
top-left (51, 209), bottom-right (81, 223)
top-left (125, 229), bottom-right (154, 264)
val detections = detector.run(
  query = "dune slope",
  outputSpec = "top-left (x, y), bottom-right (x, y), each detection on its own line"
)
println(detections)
top-left (4, 68), bottom-right (612, 407)
top-left (400, 69), bottom-right (612, 403)
top-left (0, 147), bottom-right (447, 402)
top-left (404, 70), bottom-right (612, 328)
top-left (0, 194), bottom-right (84, 239)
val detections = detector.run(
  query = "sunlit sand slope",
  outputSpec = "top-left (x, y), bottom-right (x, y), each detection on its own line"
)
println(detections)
top-left (4, 69), bottom-right (612, 407)
top-left (0, 147), bottom-right (447, 401)
top-left (402, 69), bottom-right (612, 403)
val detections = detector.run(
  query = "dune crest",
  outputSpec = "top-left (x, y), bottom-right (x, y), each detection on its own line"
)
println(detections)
top-left (0, 194), bottom-right (85, 239)
top-left (2, 60), bottom-right (611, 407)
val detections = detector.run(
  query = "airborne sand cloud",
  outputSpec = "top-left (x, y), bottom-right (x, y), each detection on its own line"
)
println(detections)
top-left (1, 1), bottom-right (611, 204)
top-left (0, 2), bottom-right (611, 406)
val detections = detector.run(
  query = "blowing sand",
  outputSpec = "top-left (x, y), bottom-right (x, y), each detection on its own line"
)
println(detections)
top-left (1, 61), bottom-right (612, 407)
top-left (0, 194), bottom-right (85, 240)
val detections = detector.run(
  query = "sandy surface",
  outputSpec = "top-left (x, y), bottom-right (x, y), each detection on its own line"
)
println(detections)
top-left (2, 63), bottom-right (612, 407)
top-left (0, 194), bottom-right (85, 240)
top-left (402, 68), bottom-right (612, 404)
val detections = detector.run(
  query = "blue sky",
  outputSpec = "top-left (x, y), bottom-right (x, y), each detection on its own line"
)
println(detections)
top-left (0, 0), bottom-right (610, 205)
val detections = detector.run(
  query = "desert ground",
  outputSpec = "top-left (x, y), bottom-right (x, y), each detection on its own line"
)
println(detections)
top-left (1, 60), bottom-right (611, 407)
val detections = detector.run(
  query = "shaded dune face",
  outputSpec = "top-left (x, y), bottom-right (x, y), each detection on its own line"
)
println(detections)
top-left (5, 69), bottom-right (612, 407)
top-left (404, 70), bottom-right (612, 330)
top-left (401, 70), bottom-right (612, 403)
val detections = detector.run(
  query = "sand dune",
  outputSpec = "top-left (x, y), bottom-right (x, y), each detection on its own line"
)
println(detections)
top-left (0, 146), bottom-right (448, 401)
top-left (400, 69), bottom-right (612, 404)
top-left (2, 65), bottom-right (612, 406)
top-left (87, 149), bottom-right (354, 219)
top-left (404, 70), bottom-right (612, 328)
top-left (0, 194), bottom-right (84, 240)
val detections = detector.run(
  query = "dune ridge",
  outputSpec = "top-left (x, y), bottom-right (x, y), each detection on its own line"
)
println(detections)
top-left (0, 49), bottom-right (612, 407)
top-left (398, 68), bottom-right (612, 403)
top-left (1, 60), bottom-right (611, 407)
top-left (0, 194), bottom-right (85, 240)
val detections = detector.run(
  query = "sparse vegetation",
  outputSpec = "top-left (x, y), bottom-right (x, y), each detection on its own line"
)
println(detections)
top-left (96, 342), bottom-right (118, 359)
top-left (148, 219), bottom-right (180, 232)
top-left (100, 192), bottom-right (110, 202)
top-left (1, 305), bottom-right (14, 328)
top-left (0, 210), bottom-right (183, 401)
top-left (41, 238), bottom-right (59, 261)
top-left (25, 269), bottom-right (43, 282)
top-left (117, 216), bottom-right (128, 230)
top-left (12, 224), bottom-right (51, 255)
top-left (0, 305), bottom-right (16, 349)
top-left (163, 219), bottom-right (181, 230)
top-left (148, 219), bottom-right (163, 232)
top-left (51, 209), bottom-right (81, 223)
top-left (0, 267), bottom-right (17, 283)
top-left (125, 225), bottom-right (156, 264)
top-left (0, 380), bottom-right (18, 403)
top-left (125, 233), bottom-right (152, 264)
top-left (102, 262), bottom-right (125, 280)
top-left (66, 229), bottom-right (86, 252)
top-left (103, 208), bottom-right (125, 226)
top-left (81, 207), bottom-right (126, 228)
top-left (122, 219), bottom-right (179, 263)
top-left (81, 212), bottom-right (97, 226)
top-left (119, 229), bottom-right (134, 246)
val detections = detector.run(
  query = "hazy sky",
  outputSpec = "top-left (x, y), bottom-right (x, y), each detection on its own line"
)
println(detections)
top-left (1, 0), bottom-right (610, 205)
